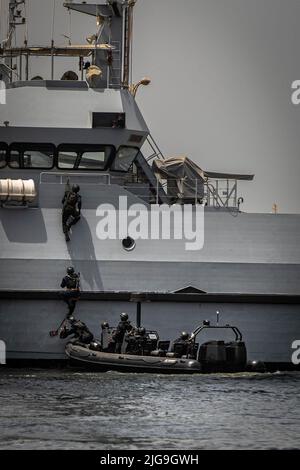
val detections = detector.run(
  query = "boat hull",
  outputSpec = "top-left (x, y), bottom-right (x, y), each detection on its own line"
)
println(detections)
top-left (65, 343), bottom-right (203, 374)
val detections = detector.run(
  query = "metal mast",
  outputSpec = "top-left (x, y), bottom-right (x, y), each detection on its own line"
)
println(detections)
top-left (0, 1), bottom-right (137, 87)
top-left (2, 0), bottom-right (27, 82)
top-left (122, 0), bottom-right (136, 88)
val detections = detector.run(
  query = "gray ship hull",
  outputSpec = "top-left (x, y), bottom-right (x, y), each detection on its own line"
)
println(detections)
top-left (1, 179), bottom-right (300, 294)
top-left (1, 182), bottom-right (300, 365)
top-left (0, 296), bottom-right (299, 367)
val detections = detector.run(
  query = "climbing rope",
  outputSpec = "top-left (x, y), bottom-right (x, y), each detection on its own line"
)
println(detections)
top-left (68, 6), bottom-right (72, 45)
top-left (51, 0), bottom-right (56, 44)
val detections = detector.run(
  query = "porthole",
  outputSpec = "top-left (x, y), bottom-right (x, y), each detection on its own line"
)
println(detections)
top-left (122, 236), bottom-right (136, 252)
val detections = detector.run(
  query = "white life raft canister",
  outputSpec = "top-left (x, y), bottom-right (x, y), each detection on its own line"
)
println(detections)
top-left (0, 179), bottom-right (37, 203)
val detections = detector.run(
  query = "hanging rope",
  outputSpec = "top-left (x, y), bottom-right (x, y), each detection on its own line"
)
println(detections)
top-left (0, 0), bottom-right (6, 45)
top-left (129, 4), bottom-right (134, 86)
top-left (0, 1), bottom-right (3, 41)
top-left (0, 0), bottom-right (12, 47)
top-left (24, 0), bottom-right (28, 45)
top-left (68, 7), bottom-right (72, 45)
top-left (51, 0), bottom-right (56, 44)
top-left (51, 0), bottom-right (56, 80)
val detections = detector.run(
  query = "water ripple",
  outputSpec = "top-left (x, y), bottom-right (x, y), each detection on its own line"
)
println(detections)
top-left (0, 369), bottom-right (299, 450)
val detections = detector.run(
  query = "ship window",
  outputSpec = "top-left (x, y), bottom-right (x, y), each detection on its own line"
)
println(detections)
top-left (57, 145), bottom-right (115, 170)
top-left (9, 150), bottom-right (20, 168)
top-left (128, 134), bottom-right (143, 144)
top-left (57, 151), bottom-right (77, 169)
top-left (0, 144), bottom-right (7, 168)
top-left (8, 144), bottom-right (55, 169)
top-left (111, 146), bottom-right (139, 172)
top-left (92, 112), bottom-right (125, 129)
top-left (24, 150), bottom-right (53, 168)
top-left (80, 151), bottom-right (106, 169)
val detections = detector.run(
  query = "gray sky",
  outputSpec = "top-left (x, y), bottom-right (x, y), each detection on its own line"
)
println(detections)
top-left (2, 0), bottom-right (300, 213)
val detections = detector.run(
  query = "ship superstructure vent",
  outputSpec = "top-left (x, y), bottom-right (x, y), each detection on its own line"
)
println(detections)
top-left (172, 286), bottom-right (207, 294)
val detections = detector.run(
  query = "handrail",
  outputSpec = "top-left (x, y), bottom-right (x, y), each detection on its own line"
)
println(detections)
top-left (190, 324), bottom-right (243, 342)
top-left (39, 171), bottom-right (111, 185)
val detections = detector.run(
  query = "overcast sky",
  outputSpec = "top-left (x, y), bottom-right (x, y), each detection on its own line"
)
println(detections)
top-left (1, 0), bottom-right (300, 213)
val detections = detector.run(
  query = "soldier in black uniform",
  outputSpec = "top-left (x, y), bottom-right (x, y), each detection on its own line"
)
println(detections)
top-left (60, 267), bottom-right (81, 317)
top-left (59, 316), bottom-right (94, 346)
top-left (62, 184), bottom-right (82, 242)
top-left (171, 331), bottom-right (191, 356)
top-left (113, 312), bottom-right (133, 353)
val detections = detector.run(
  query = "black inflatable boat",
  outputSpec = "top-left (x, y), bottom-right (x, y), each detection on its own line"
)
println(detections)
top-left (65, 321), bottom-right (249, 374)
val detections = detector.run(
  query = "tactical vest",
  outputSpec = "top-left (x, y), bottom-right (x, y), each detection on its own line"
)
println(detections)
top-left (64, 191), bottom-right (78, 208)
top-left (66, 274), bottom-right (80, 290)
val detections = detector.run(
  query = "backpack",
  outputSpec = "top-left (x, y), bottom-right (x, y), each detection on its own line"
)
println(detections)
top-left (65, 191), bottom-right (78, 208)
top-left (67, 274), bottom-right (80, 290)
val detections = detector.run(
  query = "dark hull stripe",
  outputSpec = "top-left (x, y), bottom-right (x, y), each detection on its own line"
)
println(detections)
top-left (1, 290), bottom-right (300, 304)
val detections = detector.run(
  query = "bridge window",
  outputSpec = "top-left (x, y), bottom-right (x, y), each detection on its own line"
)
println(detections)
top-left (111, 146), bottom-right (139, 172)
top-left (0, 144), bottom-right (7, 168)
top-left (8, 144), bottom-right (55, 169)
top-left (92, 112), bottom-right (125, 129)
top-left (58, 145), bottom-right (115, 170)
top-left (57, 151), bottom-right (77, 169)
top-left (9, 150), bottom-right (20, 168)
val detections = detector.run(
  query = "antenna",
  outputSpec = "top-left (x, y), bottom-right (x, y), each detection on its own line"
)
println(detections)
top-left (122, 0), bottom-right (137, 88)
top-left (1, 1), bottom-right (133, 87)
top-left (216, 310), bottom-right (220, 326)
top-left (3, 0), bottom-right (27, 82)
top-left (51, 0), bottom-right (56, 79)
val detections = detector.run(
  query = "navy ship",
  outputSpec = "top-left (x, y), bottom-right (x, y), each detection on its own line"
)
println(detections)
top-left (0, 1), bottom-right (299, 368)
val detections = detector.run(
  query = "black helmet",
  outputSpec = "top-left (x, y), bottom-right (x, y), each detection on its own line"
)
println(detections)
top-left (181, 331), bottom-right (189, 340)
top-left (68, 316), bottom-right (76, 324)
top-left (138, 327), bottom-right (146, 336)
top-left (83, 61), bottom-right (91, 70)
top-left (72, 184), bottom-right (80, 193)
top-left (67, 266), bottom-right (75, 275)
top-left (120, 312), bottom-right (128, 321)
top-left (101, 321), bottom-right (109, 329)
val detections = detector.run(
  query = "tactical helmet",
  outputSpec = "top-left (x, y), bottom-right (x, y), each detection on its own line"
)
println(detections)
top-left (120, 312), bottom-right (128, 321)
top-left (181, 331), bottom-right (189, 340)
top-left (72, 184), bottom-right (80, 193)
top-left (138, 327), bottom-right (146, 336)
top-left (67, 266), bottom-right (75, 275)
top-left (68, 316), bottom-right (76, 323)
top-left (101, 321), bottom-right (109, 329)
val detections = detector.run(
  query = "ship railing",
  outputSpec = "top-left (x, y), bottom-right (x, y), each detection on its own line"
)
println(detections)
top-left (39, 172), bottom-right (241, 209)
top-left (119, 176), bottom-right (203, 205)
top-left (205, 179), bottom-right (239, 208)
top-left (143, 135), bottom-right (166, 164)
top-left (108, 41), bottom-right (122, 89)
top-left (121, 175), bottom-right (241, 209)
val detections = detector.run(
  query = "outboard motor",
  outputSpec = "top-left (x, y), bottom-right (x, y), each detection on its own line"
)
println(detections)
top-left (199, 340), bottom-right (227, 372)
top-left (226, 341), bottom-right (247, 371)
top-left (189, 320), bottom-right (248, 373)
